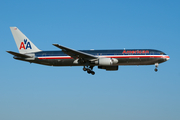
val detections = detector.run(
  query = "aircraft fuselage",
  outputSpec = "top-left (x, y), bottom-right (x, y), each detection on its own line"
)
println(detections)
top-left (14, 49), bottom-right (169, 67)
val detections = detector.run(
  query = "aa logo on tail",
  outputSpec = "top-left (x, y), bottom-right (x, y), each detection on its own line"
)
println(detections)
top-left (19, 39), bottom-right (32, 50)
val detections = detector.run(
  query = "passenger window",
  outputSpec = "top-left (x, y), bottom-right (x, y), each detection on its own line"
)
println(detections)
top-left (150, 52), bottom-right (154, 55)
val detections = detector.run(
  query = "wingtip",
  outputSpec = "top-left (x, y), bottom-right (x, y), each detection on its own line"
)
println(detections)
top-left (6, 51), bottom-right (11, 53)
top-left (52, 44), bottom-right (59, 46)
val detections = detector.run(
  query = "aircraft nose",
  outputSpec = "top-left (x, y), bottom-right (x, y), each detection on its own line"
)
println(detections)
top-left (166, 56), bottom-right (170, 61)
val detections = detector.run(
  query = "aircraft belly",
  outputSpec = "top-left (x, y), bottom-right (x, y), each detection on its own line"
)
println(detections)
top-left (33, 58), bottom-right (82, 66)
top-left (117, 57), bottom-right (166, 65)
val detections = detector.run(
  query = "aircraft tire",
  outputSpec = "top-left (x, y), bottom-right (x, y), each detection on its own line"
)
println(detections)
top-left (83, 67), bottom-right (87, 71)
top-left (87, 69), bottom-right (91, 74)
top-left (91, 71), bottom-right (95, 75)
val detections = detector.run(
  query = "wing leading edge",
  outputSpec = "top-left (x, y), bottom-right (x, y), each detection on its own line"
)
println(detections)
top-left (53, 44), bottom-right (97, 60)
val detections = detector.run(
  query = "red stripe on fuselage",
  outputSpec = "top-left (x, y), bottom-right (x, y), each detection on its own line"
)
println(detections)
top-left (38, 55), bottom-right (170, 59)
top-left (38, 57), bottom-right (73, 59)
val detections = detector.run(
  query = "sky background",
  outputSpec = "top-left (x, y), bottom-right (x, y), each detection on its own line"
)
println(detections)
top-left (0, 0), bottom-right (180, 120)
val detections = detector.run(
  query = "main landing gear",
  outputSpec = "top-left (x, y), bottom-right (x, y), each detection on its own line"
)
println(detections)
top-left (83, 66), bottom-right (95, 75)
top-left (154, 63), bottom-right (159, 72)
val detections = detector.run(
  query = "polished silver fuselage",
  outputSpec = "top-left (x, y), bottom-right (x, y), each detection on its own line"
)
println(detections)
top-left (14, 49), bottom-right (170, 67)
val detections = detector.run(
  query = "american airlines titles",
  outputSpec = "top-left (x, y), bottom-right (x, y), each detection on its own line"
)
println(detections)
top-left (122, 50), bottom-right (149, 54)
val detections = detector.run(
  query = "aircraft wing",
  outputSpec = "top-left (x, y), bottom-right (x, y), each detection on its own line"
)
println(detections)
top-left (53, 44), bottom-right (97, 60)
top-left (6, 51), bottom-right (32, 58)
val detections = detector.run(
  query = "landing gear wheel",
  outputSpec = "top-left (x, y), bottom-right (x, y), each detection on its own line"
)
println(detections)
top-left (154, 63), bottom-right (159, 72)
top-left (83, 67), bottom-right (87, 71)
top-left (86, 69), bottom-right (95, 75)
top-left (83, 66), bottom-right (95, 75)
top-left (91, 71), bottom-right (95, 75)
top-left (86, 69), bottom-right (91, 73)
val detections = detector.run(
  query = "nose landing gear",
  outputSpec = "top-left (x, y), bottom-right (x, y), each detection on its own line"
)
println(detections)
top-left (154, 63), bottom-right (159, 72)
top-left (83, 66), bottom-right (95, 75)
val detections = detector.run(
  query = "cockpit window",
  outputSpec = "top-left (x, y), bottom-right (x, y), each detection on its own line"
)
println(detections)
top-left (160, 52), bottom-right (166, 55)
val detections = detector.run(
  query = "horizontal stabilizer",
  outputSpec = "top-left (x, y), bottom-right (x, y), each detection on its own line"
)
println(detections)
top-left (6, 51), bottom-right (32, 58)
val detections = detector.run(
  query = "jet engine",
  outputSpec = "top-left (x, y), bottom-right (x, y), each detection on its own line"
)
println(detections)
top-left (98, 66), bottom-right (118, 71)
top-left (96, 58), bottom-right (118, 66)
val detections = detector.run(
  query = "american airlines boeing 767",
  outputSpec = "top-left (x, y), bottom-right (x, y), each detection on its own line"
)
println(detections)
top-left (7, 27), bottom-right (170, 75)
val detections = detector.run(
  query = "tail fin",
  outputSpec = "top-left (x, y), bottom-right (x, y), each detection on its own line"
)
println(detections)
top-left (10, 27), bottom-right (41, 54)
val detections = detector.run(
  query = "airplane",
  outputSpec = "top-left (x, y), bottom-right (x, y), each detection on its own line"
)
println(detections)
top-left (7, 27), bottom-right (170, 75)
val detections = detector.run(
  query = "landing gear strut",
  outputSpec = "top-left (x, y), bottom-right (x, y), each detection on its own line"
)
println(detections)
top-left (154, 63), bottom-right (159, 72)
top-left (83, 66), bottom-right (95, 75)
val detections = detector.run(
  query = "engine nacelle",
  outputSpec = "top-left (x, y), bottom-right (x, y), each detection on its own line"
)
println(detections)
top-left (98, 66), bottom-right (118, 71)
top-left (96, 58), bottom-right (118, 66)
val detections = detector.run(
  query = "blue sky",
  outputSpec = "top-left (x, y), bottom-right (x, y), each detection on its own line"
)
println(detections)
top-left (0, 0), bottom-right (180, 120)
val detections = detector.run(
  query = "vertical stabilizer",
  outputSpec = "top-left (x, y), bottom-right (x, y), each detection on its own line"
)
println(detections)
top-left (10, 27), bottom-right (41, 54)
